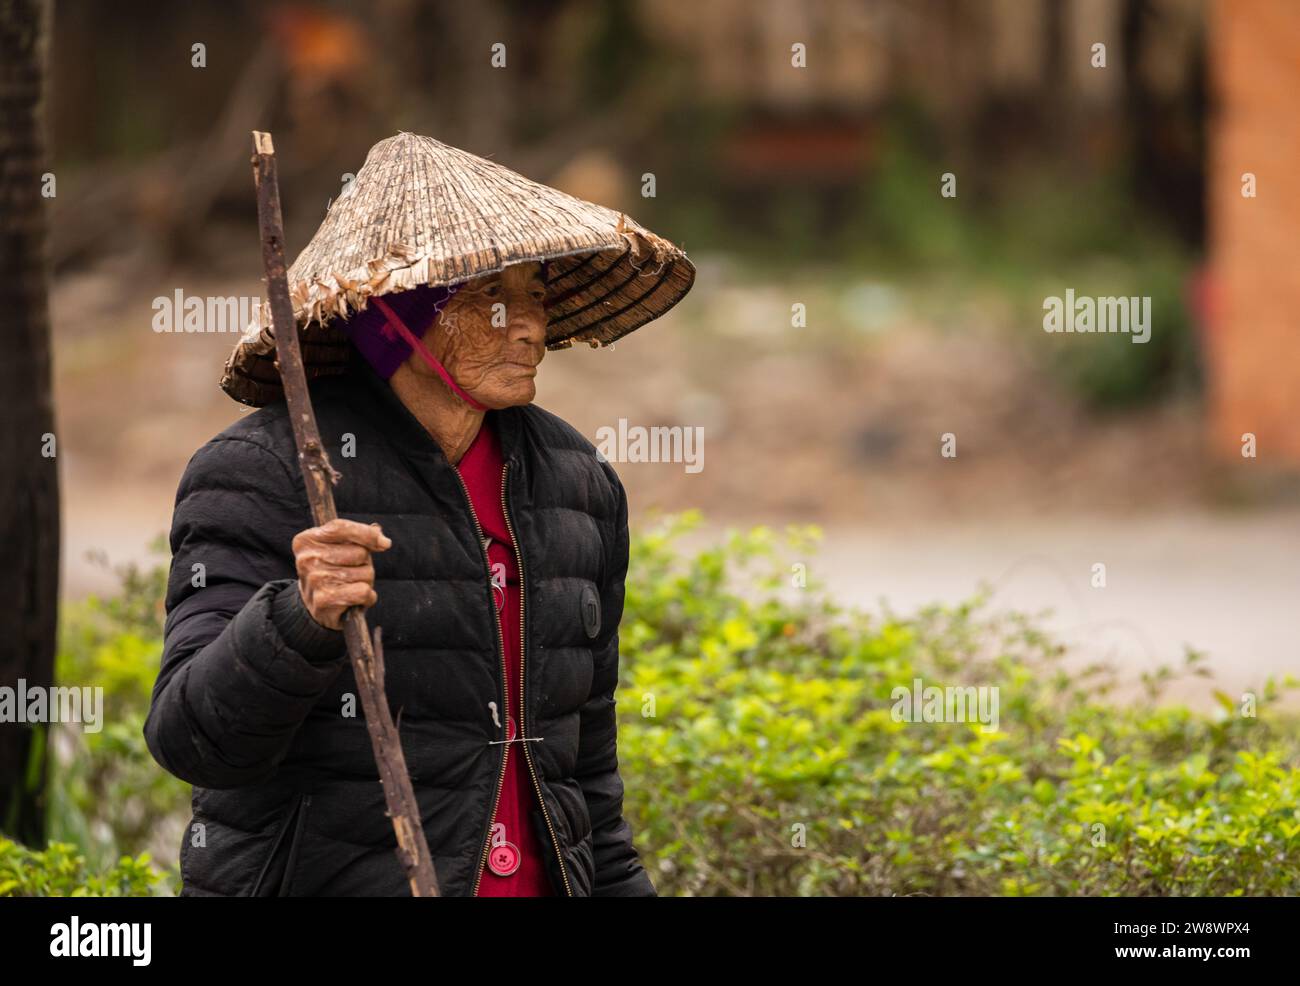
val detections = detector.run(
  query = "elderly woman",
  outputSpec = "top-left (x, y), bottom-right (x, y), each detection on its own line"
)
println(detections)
top-left (143, 133), bottom-right (694, 896)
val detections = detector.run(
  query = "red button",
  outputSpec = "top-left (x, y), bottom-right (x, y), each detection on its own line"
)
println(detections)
top-left (488, 840), bottom-right (521, 876)
top-left (506, 714), bottom-right (516, 742)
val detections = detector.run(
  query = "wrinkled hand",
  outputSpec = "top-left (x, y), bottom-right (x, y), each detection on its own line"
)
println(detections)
top-left (292, 519), bottom-right (391, 630)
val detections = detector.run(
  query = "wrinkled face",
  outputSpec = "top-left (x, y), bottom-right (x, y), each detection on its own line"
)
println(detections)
top-left (409, 261), bottom-right (548, 409)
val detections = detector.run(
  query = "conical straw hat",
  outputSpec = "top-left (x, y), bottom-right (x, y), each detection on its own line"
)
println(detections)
top-left (221, 131), bottom-right (696, 406)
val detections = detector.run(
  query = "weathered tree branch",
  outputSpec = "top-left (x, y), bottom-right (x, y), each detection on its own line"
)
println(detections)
top-left (251, 130), bottom-right (438, 898)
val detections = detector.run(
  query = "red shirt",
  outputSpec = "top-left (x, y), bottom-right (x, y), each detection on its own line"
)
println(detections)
top-left (457, 419), bottom-right (557, 897)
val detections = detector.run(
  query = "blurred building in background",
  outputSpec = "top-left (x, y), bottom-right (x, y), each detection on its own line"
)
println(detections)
top-left (1208, 0), bottom-right (1300, 465)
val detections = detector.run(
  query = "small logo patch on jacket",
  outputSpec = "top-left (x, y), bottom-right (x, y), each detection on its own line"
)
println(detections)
top-left (580, 584), bottom-right (601, 639)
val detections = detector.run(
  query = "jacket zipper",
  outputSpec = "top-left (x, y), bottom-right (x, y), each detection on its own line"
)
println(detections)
top-left (458, 460), bottom-right (573, 897)
top-left (453, 467), bottom-right (511, 898)
top-left (501, 461), bottom-right (574, 896)
top-left (279, 793), bottom-right (312, 897)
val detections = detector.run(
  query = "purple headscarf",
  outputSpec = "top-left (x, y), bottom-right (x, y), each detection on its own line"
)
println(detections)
top-left (340, 282), bottom-right (461, 381)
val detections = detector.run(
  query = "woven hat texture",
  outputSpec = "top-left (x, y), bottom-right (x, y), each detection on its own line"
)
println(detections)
top-left (221, 131), bottom-right (695, 406)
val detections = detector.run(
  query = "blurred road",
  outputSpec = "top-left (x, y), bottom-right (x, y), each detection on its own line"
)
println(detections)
top-left (64, 491), bottom-right (1299, 711)
top-left (815, 509), bottom-right (1300, 710)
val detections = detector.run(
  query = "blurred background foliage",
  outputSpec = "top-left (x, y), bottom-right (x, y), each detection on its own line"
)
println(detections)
top-left (48, 0), bottom-right (1207, 410)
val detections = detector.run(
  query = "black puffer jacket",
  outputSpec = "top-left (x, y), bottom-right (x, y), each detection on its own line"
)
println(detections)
top-left (143, 358), bottom-right (655, 897)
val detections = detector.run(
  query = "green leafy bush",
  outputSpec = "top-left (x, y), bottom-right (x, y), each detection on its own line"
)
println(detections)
top-left (47, 538), bottom-right (186, 885)
top-left (0, 839), bottom-right (162, 897)
top-left (619, 512), bottom-right (1300, 896)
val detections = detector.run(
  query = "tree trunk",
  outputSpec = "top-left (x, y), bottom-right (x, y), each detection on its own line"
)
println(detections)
top-left (0, 0), bottom-right (59, 847)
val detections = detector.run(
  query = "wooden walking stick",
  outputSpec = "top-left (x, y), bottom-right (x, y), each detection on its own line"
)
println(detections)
top-left (250, 131), bottom-right (438, 897)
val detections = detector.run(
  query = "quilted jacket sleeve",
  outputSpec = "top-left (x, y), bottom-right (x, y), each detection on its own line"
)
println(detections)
top-left (575, 466), bottom-right (657, 897)
top-left (143, 435), bottom-right (350, 790)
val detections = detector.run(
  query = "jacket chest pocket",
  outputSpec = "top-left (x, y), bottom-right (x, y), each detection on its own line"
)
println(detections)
top-left (249, 792), bottom-right (312, 897)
